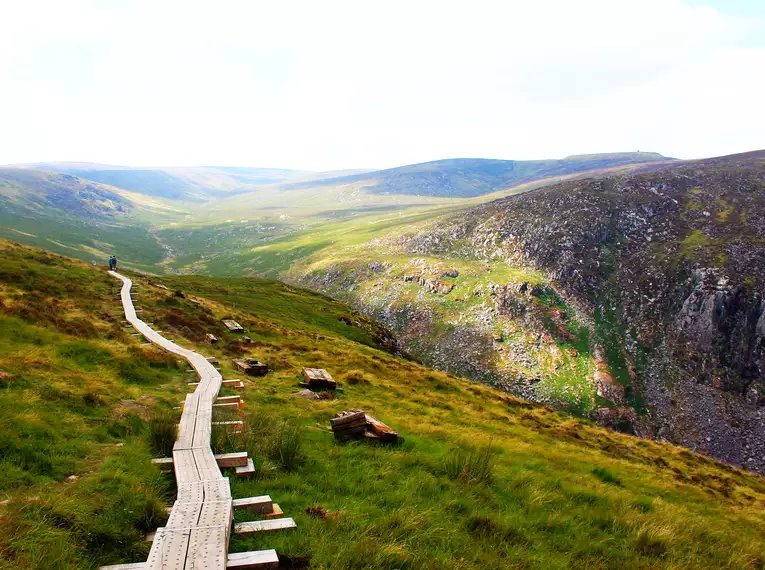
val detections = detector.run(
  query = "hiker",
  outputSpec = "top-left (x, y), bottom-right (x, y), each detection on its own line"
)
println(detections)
top-left (108, 256), bottom-right (114, 270)
top-left (112, 256), bottom-right (118, 271)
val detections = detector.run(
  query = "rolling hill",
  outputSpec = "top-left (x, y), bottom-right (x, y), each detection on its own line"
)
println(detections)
top-left (2, 238), bottom-right (765, 569)
top-left (281, 152), bottom-right (672, 198)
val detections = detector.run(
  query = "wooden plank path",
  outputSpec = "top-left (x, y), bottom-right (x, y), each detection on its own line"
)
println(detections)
top-left (106, 272), bottom-right (290, 570)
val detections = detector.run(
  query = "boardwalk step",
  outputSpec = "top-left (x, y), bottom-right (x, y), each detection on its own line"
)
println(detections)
top-left (234, 517), bottom-right (296, 534)
top-left (232, 495), bottom-right (273, 514)
top-left (217, 395), bottom-right (242, 403)
top-left (151, 452), bottom-right (249, 469)
top-left (215, 452), bottom-right (249, 468)
top-left (265, 503), bottom-right (284, 519)
top-left (236, 458), bottom-right (257, 478)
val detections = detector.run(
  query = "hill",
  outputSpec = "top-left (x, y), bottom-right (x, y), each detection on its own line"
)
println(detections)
top-left (2, 239), bottom-right (765, 568)
top-left (281, 152), bottom-right (672, 198)
top-left (286, 149), bottom-right (765, 475)
top-left (0, 168), bottom-right (184, 272)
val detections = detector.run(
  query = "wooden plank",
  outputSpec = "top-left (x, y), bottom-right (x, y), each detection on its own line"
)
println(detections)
top-left (222, 319), bottom-right (245, 332)
top-left (231, 495), bottom-right (272, 514)
top-left (365, 413), bottom-right (399, 440)
top-left (235, 458), bottom-right (257, 478)
top-left (99, 564), bottom-right (147, 570)
top-left (216, 395), bottom-right (242, 403)
top-left (265, 504), bottom-right (283, 519)
top-left (214, 452), bottom-right (249, 468)
top-left (227, 550), bottom-right (279, 569)
top-left (330, 410), bottom-right (366, 426)
top-left (301, 367), bottom-right (336, 388)
top-left (150, 457), bottom-right (174, 465)
top-left (233, 518), bottom-right (296, 534)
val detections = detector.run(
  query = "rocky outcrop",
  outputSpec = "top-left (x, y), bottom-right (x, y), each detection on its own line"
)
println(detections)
top-left (294, 150), bottom-right (765, 473)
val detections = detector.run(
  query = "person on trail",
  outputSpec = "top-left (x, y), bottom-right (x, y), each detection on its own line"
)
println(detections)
top-left (112, 256), bottom-right (118, 271)
top-left (108, 256), bottom-right (114, 270)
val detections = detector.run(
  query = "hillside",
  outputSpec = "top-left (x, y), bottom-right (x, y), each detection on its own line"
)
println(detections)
top-left (287, 150), bottom-right (765, 475)
top-left (281, 153), bottom-right (672, 198)
top-left (3, 239), bottom-right (765, 568)
top-left (0, 168), bottom-right (182, 272)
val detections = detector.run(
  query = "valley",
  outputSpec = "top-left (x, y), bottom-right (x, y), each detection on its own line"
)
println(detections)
top-left (2, 150), bottom-right (764, 477)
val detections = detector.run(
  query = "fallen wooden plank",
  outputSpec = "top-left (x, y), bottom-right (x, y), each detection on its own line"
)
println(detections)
top-left (232, 359), bottom-right (268, 377)
top-left (365, 413), bottom-right (399, 440)
top-left (227, 550), bottom-right (279, 569)
top-left (234, 517), bottom-right (296, 534)
top-left (330, 410), bottom-right (366, 427)
top-left (232, 495), bottom-right (273, 514)
top-left (302, 367), bottom-right (336, 389)
top-left (222, 319), bottom-right (245, 332)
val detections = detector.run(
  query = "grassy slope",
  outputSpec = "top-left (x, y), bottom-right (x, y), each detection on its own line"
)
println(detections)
top-left (2, 240), bottom-right (765, 569)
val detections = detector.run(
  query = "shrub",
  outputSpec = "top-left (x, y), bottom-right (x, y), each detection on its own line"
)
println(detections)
top-left (444, 445), bottom-right (495, 485)
top-left (148, 410), bottom-right (177, 456)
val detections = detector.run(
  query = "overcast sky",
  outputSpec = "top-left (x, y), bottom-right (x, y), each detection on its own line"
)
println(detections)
top-left (1, 0), bottom-right (763, 170)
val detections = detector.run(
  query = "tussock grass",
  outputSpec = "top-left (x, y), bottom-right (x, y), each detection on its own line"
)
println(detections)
top-left (148, 409), bottom-right (178, 457)
top-left (444, 445), bottom-right (495, 485)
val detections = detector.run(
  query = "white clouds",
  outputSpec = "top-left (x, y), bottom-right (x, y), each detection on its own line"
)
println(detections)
top-left (0, 0), bottom-right (762, 169)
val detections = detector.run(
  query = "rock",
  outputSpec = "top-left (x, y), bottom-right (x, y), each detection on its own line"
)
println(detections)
top-left (291, 389), bottom-right (320, 400)
top-left (66, 475), bottom-right (78, 482)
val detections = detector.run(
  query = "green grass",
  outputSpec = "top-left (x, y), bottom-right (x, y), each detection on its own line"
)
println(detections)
top-left (3, 238), bottom-right (765, 569)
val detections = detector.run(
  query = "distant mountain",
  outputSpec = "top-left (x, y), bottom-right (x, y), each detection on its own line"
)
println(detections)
top-left (0, 168), bottom-right (131, 219)
top-left (282, 152), bottom-right (672, 198)
top-left (7, 163), bottom-right (319, 201)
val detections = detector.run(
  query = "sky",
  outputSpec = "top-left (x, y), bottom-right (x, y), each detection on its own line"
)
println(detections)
top-left (0, 0), bottom-right (763, 171)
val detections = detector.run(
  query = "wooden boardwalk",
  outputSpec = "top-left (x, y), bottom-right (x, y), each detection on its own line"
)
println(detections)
top-left (107, 272), bottom-right (287, 569)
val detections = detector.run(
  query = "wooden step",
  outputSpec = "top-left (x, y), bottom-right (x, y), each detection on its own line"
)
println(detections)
top-left (216, 395), bottom-right (242, 403)
top-left (215, 452), bottom-right (249, 467)
top-left (151, 452), bottom-right (248, 469)
top-left (214, 402), bottom-right (241, 409)
top-left (213, 420), bottom-right (245, 433)
top-left (100, 550), bottom-right (279, 570)
top-left (236, 458), bottom-right (256, 478)
top-left (265, 503), bottom-right (283, 519)
top-left (232, 495), bottom-right (272, 514)
top-left (233, 517), bottom-right (296, 534)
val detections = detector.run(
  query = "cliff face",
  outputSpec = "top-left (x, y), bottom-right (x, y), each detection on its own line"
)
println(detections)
top-left (293, 150), bottom-right (765, 473)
